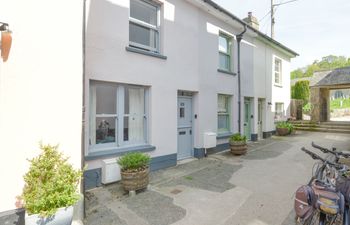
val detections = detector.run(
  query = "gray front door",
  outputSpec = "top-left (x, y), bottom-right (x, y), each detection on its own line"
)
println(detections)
top-left (258, 100), bottom-right (263, 139)
top-left (244, 99), bottom-right (251, 140)
top-left (177, 97), bottom-right (192, 160)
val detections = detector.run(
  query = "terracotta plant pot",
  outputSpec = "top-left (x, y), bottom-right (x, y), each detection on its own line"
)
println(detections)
top-left (1, 31), bottom-right (12, 62)
top-left (276, 127), bottom-right (289, 136)
top-left (120, 167), bottom-right (149, 191)
top-left (229, 141), bottom-right (247, 155)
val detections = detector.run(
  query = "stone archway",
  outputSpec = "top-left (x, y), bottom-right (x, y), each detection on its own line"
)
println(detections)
top-left (310, 67), bottom-right (350, 122)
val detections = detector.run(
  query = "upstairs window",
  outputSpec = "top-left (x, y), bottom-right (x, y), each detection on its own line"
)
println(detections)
top-left (274, 58), bottom-right (282, 86)
top-left (218, 33), bottom-right (232, 72)
top-left (129, 0), bottom-right (160, 53)
top-left (218, 94), bottom-right (231, 134)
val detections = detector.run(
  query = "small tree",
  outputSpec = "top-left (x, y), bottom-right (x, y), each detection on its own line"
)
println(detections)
top-left (22, 143), bottom-right (82, 216)
top-left (293, 80), bottom-right (310, 105)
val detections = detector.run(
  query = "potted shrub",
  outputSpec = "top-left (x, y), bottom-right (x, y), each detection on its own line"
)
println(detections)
top-left (229, 133), bottom-right (248, 155)
top-left (117, 152), bottom-right (151, 192)
top-left (276, 121), bottom-right (293, 136)
top-left (22, 143), bottom-right (82, 225)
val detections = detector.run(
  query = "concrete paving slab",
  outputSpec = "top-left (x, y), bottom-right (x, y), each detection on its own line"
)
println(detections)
top-left (159, 162), bottom-right (241, 193)
top-left (122, 190), bottom-right (186, 225)
top-left (170, 186), bottom-right (251, 225)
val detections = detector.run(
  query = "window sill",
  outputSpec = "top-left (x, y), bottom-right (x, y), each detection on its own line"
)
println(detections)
top-left (85, 144), bottom-right (156, 161)
top-left (126, 46), bottom-right (167, 60)
top-left (217, 132), bottom-right (233, 139)
top-left (274, 83), bottom-right (283, 88)
top-left (217, 69), bottom-right (236, 76)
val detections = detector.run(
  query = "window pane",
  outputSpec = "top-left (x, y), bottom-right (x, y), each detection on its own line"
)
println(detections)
top-left (124, 87), bottom-right (145, 143)
top-left (219, 53), bottom-right (230, 70)
top-left (218, 115), bottom-right (229, 132)
top-left (96, 117), bottom-right (116, 144)
top-left (124, 116), bottom-right (144, 142)
top-left (275, 72), bottom-right (280, 84)
top-left (218, 95), bottom-right (228, 113)
top-left (219, 35), bottom-right (228, 53)
top-left (130, 22), bottom-right (157, 50)
top-left (96, 85), bottom-right (116, 114)
top-left (130, 0), bottom-right (157, 26)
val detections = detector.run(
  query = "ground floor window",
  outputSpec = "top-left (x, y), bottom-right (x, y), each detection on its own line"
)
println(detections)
top-left (275, 102), bottom-right (284, 120)
top-left (89, 82), bottom-right (148, 151)
top-left (218, 94), bottom-right (231, 134)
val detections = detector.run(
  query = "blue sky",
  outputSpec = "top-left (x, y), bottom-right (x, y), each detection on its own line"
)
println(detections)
top-left (214, 0), bottom-right (350, 70)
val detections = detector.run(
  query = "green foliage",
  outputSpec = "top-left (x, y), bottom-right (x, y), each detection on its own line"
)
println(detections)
top-left (276, 121), bottom-right (294, 133)
top-left (292, 80), bottom-right (310, 105)
top-left (290, 55), bottom-right (350, 79)
top-left (22, 143), bottom-right (82, 217)
top-left (117, 152), bottom-right (150, 172)
top-left (302, 103), bottom-right (312, 114)
top-left (229, 133), bottom-right (247, 142)
top-left (330, 98), bottom-right (350, 110)
top-left (290, 69), bottom-right (304, 79)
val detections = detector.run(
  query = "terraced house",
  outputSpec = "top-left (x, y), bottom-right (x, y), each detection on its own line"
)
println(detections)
top-left (0, 0), bottom-right (297, 223)
top-left (84, 0), bottom-right (298, 188)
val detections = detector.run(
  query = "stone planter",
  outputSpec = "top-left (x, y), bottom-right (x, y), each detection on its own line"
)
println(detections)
top-left (25, 206), bottom-right (73, 225)
top-left (121, 167), bottom-right (149, 191)
top-left (229, 141), bottom-right (247, 155)
top-left (276, 127), bottom-right (289, 136)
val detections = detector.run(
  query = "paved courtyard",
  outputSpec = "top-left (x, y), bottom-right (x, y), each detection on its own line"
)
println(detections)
top-left (84, 131), bottom-right (350, 225)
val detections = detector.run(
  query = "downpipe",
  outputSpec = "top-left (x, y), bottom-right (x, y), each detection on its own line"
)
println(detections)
top-left (236, 25), bottom-right (247, 134)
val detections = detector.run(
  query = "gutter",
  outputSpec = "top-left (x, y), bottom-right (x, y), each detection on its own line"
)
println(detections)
top-left (202, 0), bottom-right (299, 57)
top-left (236, 25), bottom-right (247, 134)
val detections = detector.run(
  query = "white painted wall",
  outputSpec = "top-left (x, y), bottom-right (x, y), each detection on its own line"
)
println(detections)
top-left (85, 0), bottom-right (295, 169)
top-left (0, 0), bottom-right (83, 213)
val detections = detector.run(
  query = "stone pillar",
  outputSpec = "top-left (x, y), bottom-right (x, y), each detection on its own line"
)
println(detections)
top-left (311, 87), bottom-right (330, 122)
top-left (310, 87), bottom-right (321, 122)
top-left (320, 88), bottom-right (330, 122)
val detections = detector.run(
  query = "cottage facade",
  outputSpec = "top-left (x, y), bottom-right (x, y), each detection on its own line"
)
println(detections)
top-left (84, 0), bottom-right (298, 188)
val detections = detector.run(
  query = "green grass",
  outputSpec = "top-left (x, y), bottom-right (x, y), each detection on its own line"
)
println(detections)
top-left (184, 176), bottom-right (193, 180)
top-left (330, 98), bottom-right (350, 110)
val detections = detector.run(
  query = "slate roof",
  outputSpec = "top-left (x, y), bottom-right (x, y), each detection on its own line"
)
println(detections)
top-left (291, 70), bottom-right (330, 86)
top-left (202, 0), bottom-right (299, 57)
top-left (314, 67), bottom-right (350, 87)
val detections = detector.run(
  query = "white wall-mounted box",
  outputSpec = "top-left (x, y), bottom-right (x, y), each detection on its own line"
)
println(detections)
top-left (203, 132), bottom-right (217, 148)
top-left (101, 158), bottom-right (121, 184)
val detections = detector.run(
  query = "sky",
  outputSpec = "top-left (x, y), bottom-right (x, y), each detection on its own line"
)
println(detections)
top-left (213, 0), bottom-right (350, 70)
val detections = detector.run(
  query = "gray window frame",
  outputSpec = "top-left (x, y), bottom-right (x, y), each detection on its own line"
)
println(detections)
top-left (217, 94), bottom-right (231, 134)
top-left (89, 82), bottom-right (149, 153)
top-left (129, 0), bottom-right (160, 53)
top-left (218, 32), bottom-right (232, 72)
top-left (274, 57), bottom-right (282, 86)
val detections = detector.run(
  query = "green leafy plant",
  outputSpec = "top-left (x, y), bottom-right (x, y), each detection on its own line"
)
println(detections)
top-left (22, 143), bottom-right (82, 217)
top-left (276, 121), bottom-right (294, 134)
top-left (229, 133), bottom-right (247, 142)
top-left (117, 152), bottom-right (150, 172)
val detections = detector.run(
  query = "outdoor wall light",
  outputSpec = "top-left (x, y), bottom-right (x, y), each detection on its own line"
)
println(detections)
top-left (0, 22), bottom-right (12, 62)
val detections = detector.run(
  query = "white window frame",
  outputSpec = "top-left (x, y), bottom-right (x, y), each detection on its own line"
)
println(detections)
top-left (274, 57), bottom-right (282, 86)
top-left (89, 82), bottom-right (149, 153)
top-left (217, 94), bottom-right (231, 134)
top-left (129, 0), bottom-right (160, 53)
top-left (274, 102), bottom-right (284, 121)
top-left (218, 32), bottom-right (232, 72)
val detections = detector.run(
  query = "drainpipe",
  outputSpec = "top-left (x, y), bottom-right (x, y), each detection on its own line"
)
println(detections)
top-left (236, 25), bottom-right (247, 134)
top-left (81, 0), bottom-right (87, 219)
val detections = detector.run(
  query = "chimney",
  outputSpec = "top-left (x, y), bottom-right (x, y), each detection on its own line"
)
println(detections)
top-left (243, 12), bottom-right (259, 30)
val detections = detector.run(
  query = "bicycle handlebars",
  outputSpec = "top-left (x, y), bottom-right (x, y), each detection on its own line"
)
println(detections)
top-left (301, 147), bottom-right (345, 170)
top-left (312, 142), bottom-right (350, 158)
